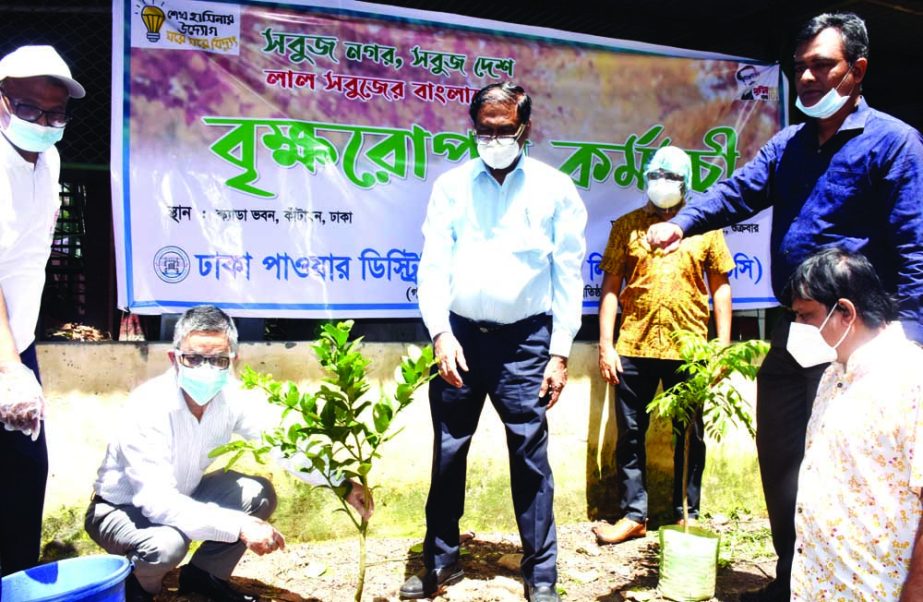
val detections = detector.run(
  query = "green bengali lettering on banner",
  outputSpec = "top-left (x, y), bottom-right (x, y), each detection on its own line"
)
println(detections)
top-left (612, 125), bottom-right (665, 188)
top-left (263, 121), bottom-right (339, 173)
top-left (260, 27), bottom-right (339, 65)
top-left (553, 125), bottom-right (739, 191)
top-left (688, 126), bottom-right (739, 191)
top-left (431, 132), bottom-right (477, 162)
top-left (203, 118), bottom-right (483, 196)
top-left (554, 141), bottom-right (616, 189)
top-left (204, 117), bottom-right (741, 197)
top-left (339, 123), bottom-right (431, 189)
top-left (203, 117), bottom-right (272, 198)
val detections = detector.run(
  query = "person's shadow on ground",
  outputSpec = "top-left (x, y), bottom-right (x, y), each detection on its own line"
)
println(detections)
top-left (157, 568), bottom-right (317, 601)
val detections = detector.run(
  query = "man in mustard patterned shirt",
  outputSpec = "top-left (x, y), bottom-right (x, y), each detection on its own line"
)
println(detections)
top-left (786, 248), bottom-right (923, 601)
top-left (593, 146), bottom-right (734, 545)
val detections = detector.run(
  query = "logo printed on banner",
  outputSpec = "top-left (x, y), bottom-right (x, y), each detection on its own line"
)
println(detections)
top-left (153, 246), bottom-right (191, 283)
top-left (132, 0), bottom-right (241, 55)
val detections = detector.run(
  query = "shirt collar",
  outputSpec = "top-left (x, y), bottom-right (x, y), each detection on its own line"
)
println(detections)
top-left (842, 321), bottom-right (904, 375)
top-left (0, 131), bottom-right (23, 167)
top-left (642, 200), bottom-right (685, 219)
top-left (838, 96), bottom-right (870, 133)
top-left (0, 130), bottom-right (49, 170)
top-left (803, 97), bottom-right (870, 144)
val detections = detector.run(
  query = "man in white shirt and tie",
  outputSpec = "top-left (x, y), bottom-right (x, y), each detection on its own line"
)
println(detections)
top-left (85, 305), bottom-right (372, 602)
top-left (401, 82), bottom-right (587, 602)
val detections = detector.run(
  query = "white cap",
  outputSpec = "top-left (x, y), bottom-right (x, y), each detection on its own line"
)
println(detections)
top-left (0, 45), bottom-right (86, 99)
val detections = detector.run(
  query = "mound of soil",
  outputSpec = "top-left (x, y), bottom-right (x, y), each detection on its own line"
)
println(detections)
top-left (158, 518), bottom-right (774, 601)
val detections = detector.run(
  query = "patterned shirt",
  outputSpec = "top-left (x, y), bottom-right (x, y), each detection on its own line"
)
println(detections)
top-left (791, 324), bottom-right (923, 601)
top-left (600, 206), bottom-right (734, 360)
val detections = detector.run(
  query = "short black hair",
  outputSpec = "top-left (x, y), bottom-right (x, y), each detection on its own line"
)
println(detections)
top-left (468, 82), bottom-right (531, 126)
top-left (783, 247), bottom-right (896, 328)
top-left (795, 12), bottom-right (869, 64)
top-left (736, 65), bottom-right (758, 82)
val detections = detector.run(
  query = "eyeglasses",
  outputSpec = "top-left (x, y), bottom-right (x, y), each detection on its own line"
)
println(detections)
top-left (176, 352), bottom-right (234, 369)
top-left (646, 170), bottom-right (685, 182)
top-left (1, 93), bottom-right (71, 128)
top-left (475, 123), bottom-right (525, 146)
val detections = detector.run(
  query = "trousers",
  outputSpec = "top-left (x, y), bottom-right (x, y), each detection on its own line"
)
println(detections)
top-left (615, 356), bottom-right (706, 522)
top-left (755, 314), bottom-right (827, 593)
top-left (0, 344), bottom-right (47, 577)
top-left (84, 470), bottom-right (276, 593)
top-left (423, 312), bottom-right (558, 587)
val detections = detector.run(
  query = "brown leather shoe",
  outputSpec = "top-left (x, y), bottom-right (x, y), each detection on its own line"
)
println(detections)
top-left (675, 517), bottom-right (698, 529)
top-left (593, 517), bottom-right (647, 545)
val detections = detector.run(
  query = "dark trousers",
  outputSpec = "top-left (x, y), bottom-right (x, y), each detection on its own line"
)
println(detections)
top-left (755, 315), bottom-right (827, 593)
top-left (615, 356), bottom-right (705, 522)
top-left (0, 344), bottom-right (48, 577)
top-left (424, 313), bottom-right (557, 587)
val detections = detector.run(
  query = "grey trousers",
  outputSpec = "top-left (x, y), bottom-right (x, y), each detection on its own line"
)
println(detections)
top-left (84, 470), bottom-right (276, 594)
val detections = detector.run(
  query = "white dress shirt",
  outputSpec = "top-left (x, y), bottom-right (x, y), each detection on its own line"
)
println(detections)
top-left (0, 134), bottom-right (61, 352)
top-left (93, 369), bottom-right (325, 543)
top-left (418, 155), bottom-right (587, 357)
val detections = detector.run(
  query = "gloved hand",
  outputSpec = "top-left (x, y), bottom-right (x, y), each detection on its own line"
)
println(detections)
top-left (0, 362), bottom-right (45, 441)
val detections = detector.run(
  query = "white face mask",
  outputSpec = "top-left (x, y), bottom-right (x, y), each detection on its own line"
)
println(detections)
top-left (477, 140), bottom-right (521, 170)
top-left (795, 67), bottom-right (853, 119)
top-left (646, 178), bottom-right (683, 208)
top-left (0, 113), bottom-right (64, 153)
top-left (786, 305), bottom-right (850, 367)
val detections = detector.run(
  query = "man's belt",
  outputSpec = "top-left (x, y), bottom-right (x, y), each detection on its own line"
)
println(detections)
top-left (451, 312), bottom-right (548, 334)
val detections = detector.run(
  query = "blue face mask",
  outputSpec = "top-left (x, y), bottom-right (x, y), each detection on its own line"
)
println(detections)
top-left (177, 364), bottom-right (229, 406)
top-left (795, 67), bottom-right (854, 120)
top-left (1, 113), bottom-right (64, 153)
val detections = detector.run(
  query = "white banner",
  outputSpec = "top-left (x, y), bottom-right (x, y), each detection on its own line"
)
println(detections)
top-left (112, 0), bottom-right (785, 317)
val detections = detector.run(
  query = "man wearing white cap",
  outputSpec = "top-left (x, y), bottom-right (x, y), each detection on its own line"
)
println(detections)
top-left (593, 146), bottom-right (734, 545)
top-left (0, 44), bottom-right (85, 576)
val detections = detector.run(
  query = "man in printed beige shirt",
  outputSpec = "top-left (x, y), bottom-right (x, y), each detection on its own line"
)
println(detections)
top-left (785, 248), bottom-right (923, 601)
top-left (593, 146), bottom-right (733, 545)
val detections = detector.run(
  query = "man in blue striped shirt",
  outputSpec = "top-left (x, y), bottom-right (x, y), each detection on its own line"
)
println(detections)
top-left (404, 83), bottom-right (587, 602)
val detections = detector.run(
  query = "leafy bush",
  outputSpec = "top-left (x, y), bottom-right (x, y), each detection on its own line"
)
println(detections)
top-left (213, 320), bottom-right (435, 601)
top-left (647, 332), bottom-right (769, 526)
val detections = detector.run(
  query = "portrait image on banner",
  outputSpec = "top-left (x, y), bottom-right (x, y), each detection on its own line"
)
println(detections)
top-left (111, 0), bottom-right (785, 317)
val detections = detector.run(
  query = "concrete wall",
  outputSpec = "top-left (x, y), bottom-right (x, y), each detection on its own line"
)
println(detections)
top-left (38, 340), bottom-right (763, 534)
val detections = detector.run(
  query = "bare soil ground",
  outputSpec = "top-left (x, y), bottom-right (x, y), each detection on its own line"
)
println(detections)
top-left (156, 517), bottom-right (774, 601)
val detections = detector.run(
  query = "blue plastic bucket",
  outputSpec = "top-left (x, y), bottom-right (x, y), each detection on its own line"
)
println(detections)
top-left (1, 555), bottom-right (130, 602)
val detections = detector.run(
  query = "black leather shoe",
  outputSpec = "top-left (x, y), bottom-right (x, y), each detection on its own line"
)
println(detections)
top-left (178, 563), bottom-right (256, 602)
top-left (739, 579), bottom-right (790, 602)
top-left (399, 562), bottom-right (464, 599)
top-left (124, 573), bottom-right (153, 602)
top-left (526, 584), bottom-right (561, 602)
